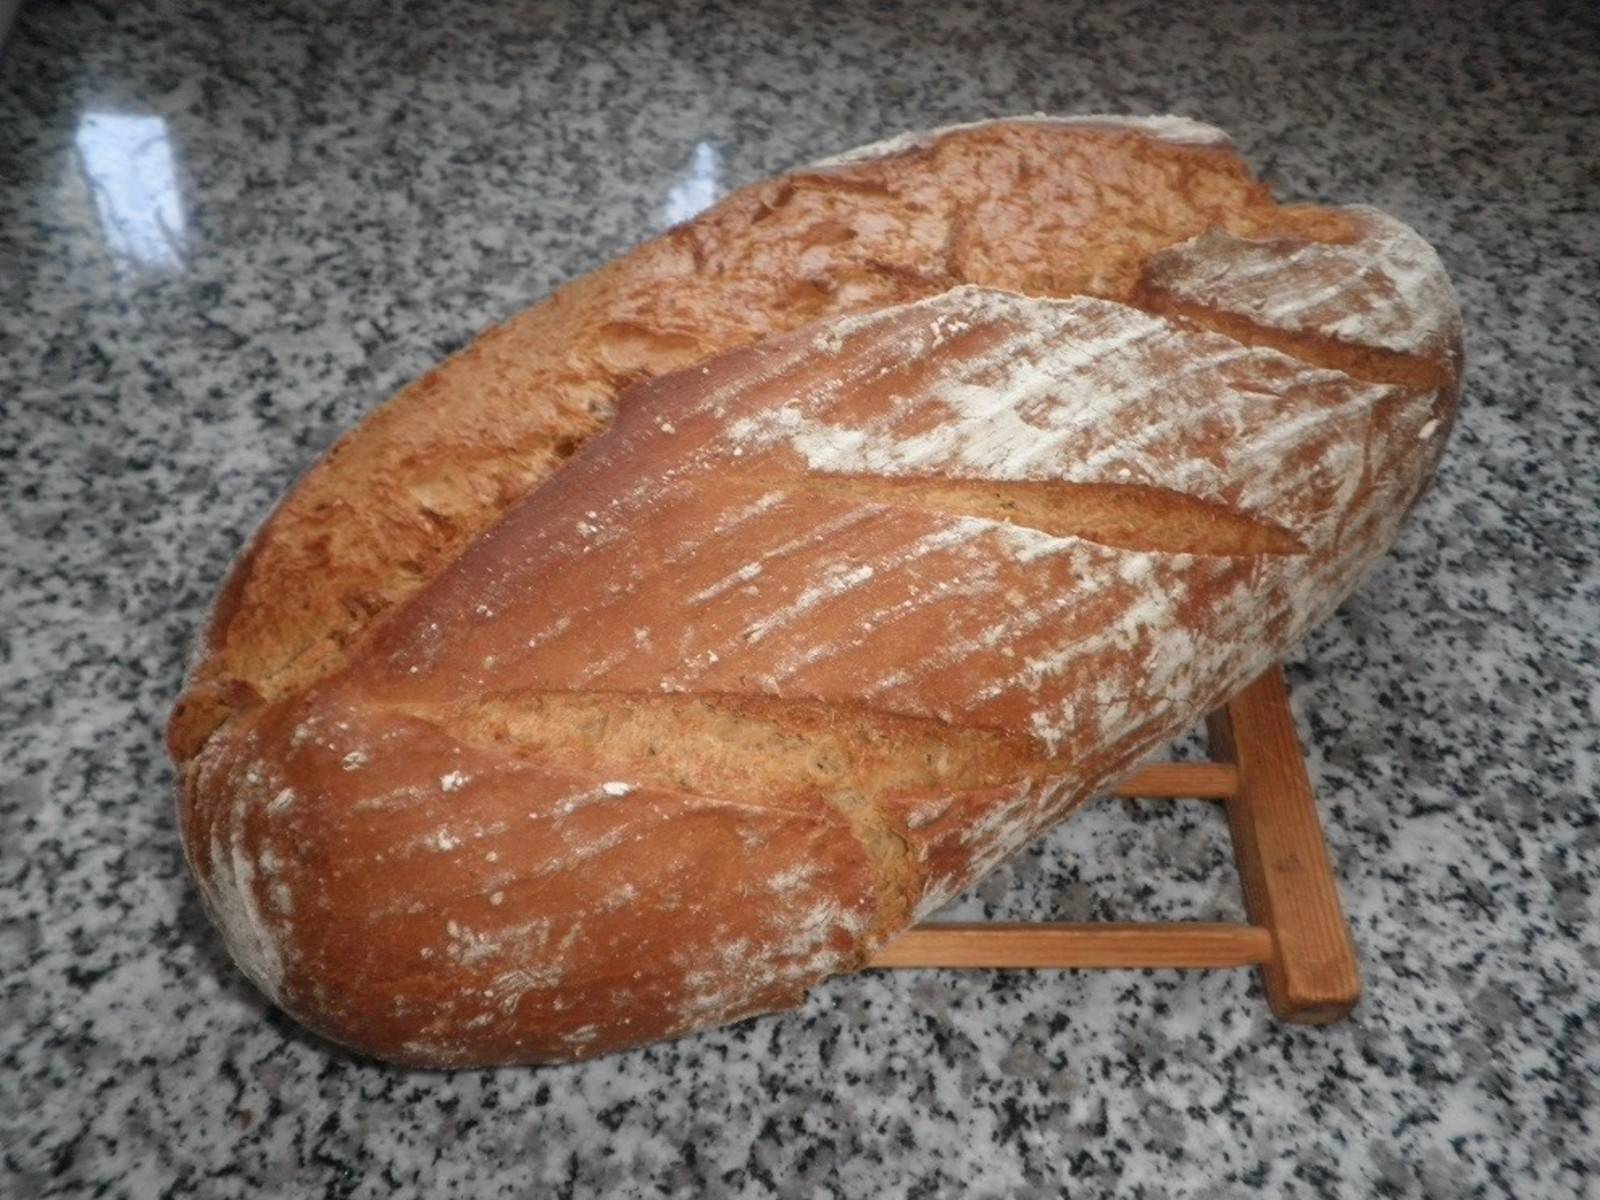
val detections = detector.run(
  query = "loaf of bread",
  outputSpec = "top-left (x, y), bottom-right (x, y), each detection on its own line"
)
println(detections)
top-left (170, 115), bottom-right (1462, 1066)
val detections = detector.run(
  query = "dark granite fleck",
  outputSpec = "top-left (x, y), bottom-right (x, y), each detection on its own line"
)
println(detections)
top-left (2, 0), bottom-right (1596, 1197)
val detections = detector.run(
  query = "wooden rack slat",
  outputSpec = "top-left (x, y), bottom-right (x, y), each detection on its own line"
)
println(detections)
top-left (1110, 762), bottom-right (1239, 799)
top-left (868, 921), bottom-right (1273, 969)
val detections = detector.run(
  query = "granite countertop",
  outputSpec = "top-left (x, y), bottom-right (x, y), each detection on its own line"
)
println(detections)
top-left (3, 1), bottom-right (1596, 1196)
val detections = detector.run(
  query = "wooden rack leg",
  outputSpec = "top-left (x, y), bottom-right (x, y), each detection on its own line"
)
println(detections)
top-left (1209, 666), bottom-right (1361, 1024)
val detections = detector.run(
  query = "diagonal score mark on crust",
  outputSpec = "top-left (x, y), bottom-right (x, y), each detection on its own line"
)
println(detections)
top-left (451, 690), bottom-right (1046, 797)
top-left (732, 474), bottom-right (1309, 557)
top-left (1134, 292), bottom-right (1454, 392)
top-left (387, 690), bottom-right (1066, 945)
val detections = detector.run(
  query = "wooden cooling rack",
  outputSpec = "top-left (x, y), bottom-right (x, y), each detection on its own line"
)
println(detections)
top-left (867, 666), bottom-right (1362, 1024)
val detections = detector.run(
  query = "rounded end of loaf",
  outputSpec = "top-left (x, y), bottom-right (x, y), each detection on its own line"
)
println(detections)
top-left (179, 683), bottom-right (885, 1067)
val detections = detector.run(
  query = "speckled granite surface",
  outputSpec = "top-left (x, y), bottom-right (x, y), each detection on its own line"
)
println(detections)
top-left (2, 0), bottom-right (1596, 1196)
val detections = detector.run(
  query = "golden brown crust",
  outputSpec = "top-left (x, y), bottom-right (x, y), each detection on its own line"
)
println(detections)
top-left (172, 120), bottom-right (1352, 763)
top-left (172, 118), bottom-right (1462, 1065)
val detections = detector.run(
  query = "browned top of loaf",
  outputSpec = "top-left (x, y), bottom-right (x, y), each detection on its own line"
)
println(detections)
top-left (169, 119), bottom-right (1356, 763)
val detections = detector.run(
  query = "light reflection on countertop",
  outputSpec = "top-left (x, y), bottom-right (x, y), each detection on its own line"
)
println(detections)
top-left (73, 111), bottom-right (187, 272)
top-left (662, 140), bottom-right (723, 227)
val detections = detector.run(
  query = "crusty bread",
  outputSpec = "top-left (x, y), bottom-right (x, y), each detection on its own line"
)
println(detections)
top-left (171, 116), bottom-right (1462, 1066)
